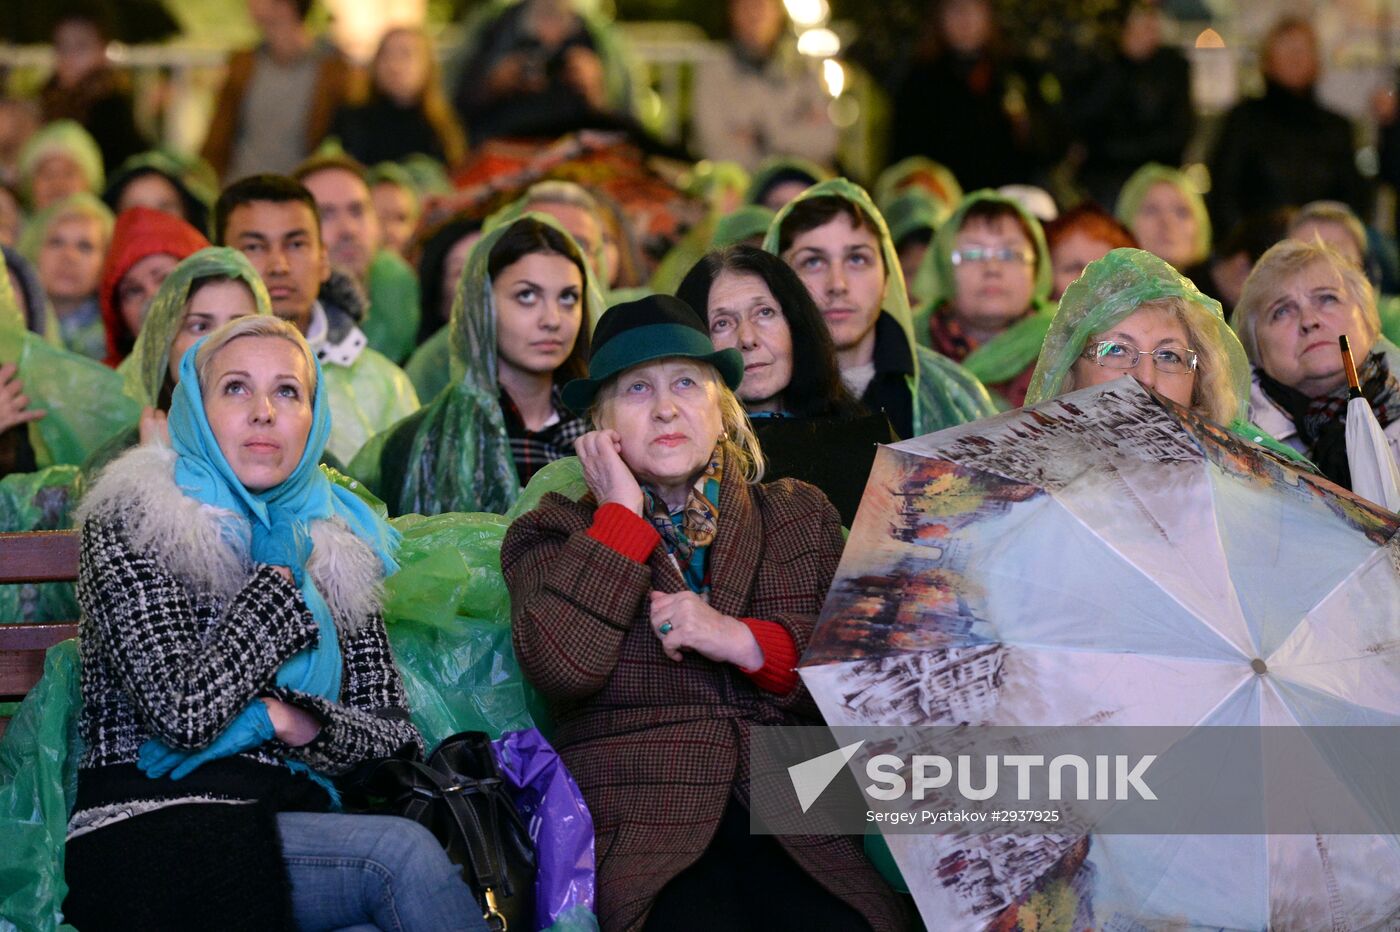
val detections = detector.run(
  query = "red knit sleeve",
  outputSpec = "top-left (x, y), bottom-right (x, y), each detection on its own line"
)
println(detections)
top-left (585, 503), bottom-right (660, 563)
top-left (737, 618), bottom-right (800, 694)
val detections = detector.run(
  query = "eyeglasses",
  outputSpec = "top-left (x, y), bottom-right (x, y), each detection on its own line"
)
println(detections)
top-left (950, 247), bottom-right (1035, 266)
top-left (1080, 340), bottom-right (1199, 374)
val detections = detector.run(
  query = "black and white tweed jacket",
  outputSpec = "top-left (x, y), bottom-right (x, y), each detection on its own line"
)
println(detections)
top-left (73, 445), bottom-right (421, 784)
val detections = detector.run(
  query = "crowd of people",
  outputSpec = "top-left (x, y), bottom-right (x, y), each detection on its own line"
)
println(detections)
top-left (2, 0), bottom-right (1400, 929)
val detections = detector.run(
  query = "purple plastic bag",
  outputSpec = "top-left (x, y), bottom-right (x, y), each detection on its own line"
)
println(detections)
top-left (492, 728), bottom-right (596, 928)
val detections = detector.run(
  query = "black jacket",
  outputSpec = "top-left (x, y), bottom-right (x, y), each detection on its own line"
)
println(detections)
top-left (331, 97), bottom-right (448, 166)
top-left (1066, 47), bottom-right (1193, 206)
top-left (1207, 81), bottom-right (1368, 234)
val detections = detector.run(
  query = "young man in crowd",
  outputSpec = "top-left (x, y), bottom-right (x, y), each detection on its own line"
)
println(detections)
top-left (294, 154), bottom-right (420, 363)
top-left (213, 174), bottom-right (419, 463)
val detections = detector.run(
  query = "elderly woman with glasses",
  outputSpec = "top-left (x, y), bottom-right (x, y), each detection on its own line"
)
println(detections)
top-left (1025, 248), bottom-right (1297, 455)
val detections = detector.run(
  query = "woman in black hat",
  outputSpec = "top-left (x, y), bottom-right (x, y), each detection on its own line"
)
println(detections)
top-left (502, 293), bottom-right (910, 932)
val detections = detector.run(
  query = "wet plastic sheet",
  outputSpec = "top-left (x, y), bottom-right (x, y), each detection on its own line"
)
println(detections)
top-left (0, 640), bottom-right (82, 932)
top-left (0, 466), bottom-right (83, 625)
top-left (0, 327), bottom-right (138, 468)
top-left (383, 511), bottom-right (553, 748)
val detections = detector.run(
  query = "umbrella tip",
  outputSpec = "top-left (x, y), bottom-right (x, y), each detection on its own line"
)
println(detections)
top-left (1340, 335), bottom-right (1362, 395)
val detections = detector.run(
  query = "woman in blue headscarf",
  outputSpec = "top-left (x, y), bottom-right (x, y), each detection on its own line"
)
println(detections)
top-left (65, 315), bottom-right (485, 931)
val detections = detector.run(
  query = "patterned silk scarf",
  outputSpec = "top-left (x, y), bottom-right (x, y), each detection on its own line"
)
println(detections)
top-left (642, 444), bottom-right (723, 595)
top-left (1259, 350), bottom-right (1400, 488)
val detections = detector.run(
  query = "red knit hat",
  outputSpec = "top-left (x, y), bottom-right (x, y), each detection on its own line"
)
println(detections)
top-left (99, 206), bottom-right (209, 366)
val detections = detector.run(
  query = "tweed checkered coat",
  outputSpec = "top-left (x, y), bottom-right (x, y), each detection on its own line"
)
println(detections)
top-left (502, 463), bottom-right (910, 932)
top-left (72, 445), bottom-right (421, 784)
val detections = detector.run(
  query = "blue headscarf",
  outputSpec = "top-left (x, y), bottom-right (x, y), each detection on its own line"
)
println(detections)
top-left (166, 337), bottom-right (401, 705)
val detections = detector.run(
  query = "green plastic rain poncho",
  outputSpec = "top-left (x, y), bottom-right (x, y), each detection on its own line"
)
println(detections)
top-left (912, 189), bottom-right (1056, 408)
top-left (1114, 163), bottom-right (1213, 268)
top-left (763, 178), bottom-right (997, 436)
top-left (350, 214), bottom-right (605, 517)
top-left (684, 160), bottom-right (750, 207)
top-left (119, 247), bottom-right (273, 410)
top-left (3, 246), bottom-right (63, 348)
top-left (745, 155), bottom-right (833, 207)
top-left (712, 204), bottom-right (776, 249)
top-left (19, 193), bottom-right (115, 362)
top-left (486, 195), bottom-right (611, 298)
top-left (873, 156), bottom-right (964, 217)
top-left (0, 255), bottom-right (94, 624)
top-left (883, 190), bottom-right (945, 249)
top-left (646, 160), bottom-right (752, 294)
top-left (0, 238), bottom-right (135, 468)
top-left (647, 205), bottom-right (776, 297)
top-left (362, 249), bottom-right (421, 365)
top-left (81, 248), bottom-right (274, 474)
top-left (403, 326), bottom-right (452, 404)
top-left (18, 120), bottom-right (105, 207)
top-left (1024, 247), bottom-right (1304, 461)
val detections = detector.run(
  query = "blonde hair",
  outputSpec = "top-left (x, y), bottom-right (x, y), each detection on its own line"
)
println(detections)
top-left (1067, 297), bottom-right (1241, 426)
top-left (1233, 238), bottom-right (1377, 364)
top-left (589, 360), bottom-right (767, 484)
top-left (195, 316), bottom-right (318, 399)
top-left (1288, 200), bottom-right (1366, 264)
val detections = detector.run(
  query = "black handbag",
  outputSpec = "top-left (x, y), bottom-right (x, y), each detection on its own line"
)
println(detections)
top-left (342, 731), bottom-right (536, 932)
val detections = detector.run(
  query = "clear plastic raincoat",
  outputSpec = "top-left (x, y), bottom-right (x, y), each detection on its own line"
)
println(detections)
top-left (912, 189), bottom-right (1056, 407)
top-left (350, 214), bottom-right (605, 516)
top-left (1114, 163), bottom-right (1212, 268)
top-left (1025, 247), bottom-right (1304, 460)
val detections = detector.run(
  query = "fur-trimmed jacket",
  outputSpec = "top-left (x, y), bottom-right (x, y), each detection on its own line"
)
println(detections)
top-left (71, 444), bottom-right (420, 814)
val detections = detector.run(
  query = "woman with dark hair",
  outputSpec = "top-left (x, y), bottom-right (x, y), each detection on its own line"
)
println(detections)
top-left (403, 213), bottom-right (485, 401)
top-left (102, 151), bottom-right (217, 235)
top-left (677, 244), bottom-right (892, 524)
top-left (351, 215), bottom-right (603, 516)
top-left (678, 245), bottom-right (859, 419)
top-left (1044, 201), bottom-right (1137, 300)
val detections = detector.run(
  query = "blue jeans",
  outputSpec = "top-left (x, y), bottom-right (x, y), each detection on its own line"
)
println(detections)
top-left (277, 811), bottom-right (488, 932)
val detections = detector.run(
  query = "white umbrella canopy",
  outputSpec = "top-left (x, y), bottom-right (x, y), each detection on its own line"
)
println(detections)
top-left (801, 379), bottom-right (1400, 930)
top-left (1342, 333), bottom-right (1400, 511)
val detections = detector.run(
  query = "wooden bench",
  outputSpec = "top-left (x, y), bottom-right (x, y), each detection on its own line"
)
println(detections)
top-left (0, 531), bottom-right (81, 739)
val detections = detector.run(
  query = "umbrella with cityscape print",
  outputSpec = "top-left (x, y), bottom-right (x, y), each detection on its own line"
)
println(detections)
top-left (799, 378), bottom-right (1400, 931)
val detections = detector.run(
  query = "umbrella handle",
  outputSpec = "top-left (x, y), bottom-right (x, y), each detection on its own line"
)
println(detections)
top-left (1340, 335), bottom-right (1363, 398)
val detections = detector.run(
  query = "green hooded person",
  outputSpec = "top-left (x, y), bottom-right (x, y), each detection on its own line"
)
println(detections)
top-left (1025, 247), bottom-right (1304, 462)
top-left (19, 193), bottom-right (114, 362)
top-left (351, 214), bottom-right (606, 517)
top-left (0, 245), bottom-right (135, 471)
top-left (746, 155), bottom-right (832, 209)
top-left (1114, 163), bottom-right (1213, 282)
top-left (873, 155), bottom-right (964, 218)
top-left (764, 178), bottom-right (996, 439)
top-left (83, 247), bottom-right (274, 474)
top-left (912, 189), bottom-right (1056, 409)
